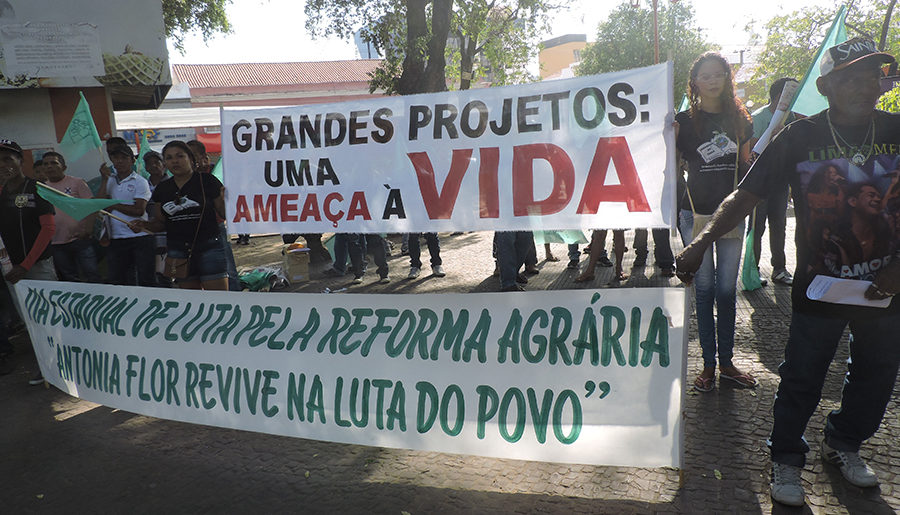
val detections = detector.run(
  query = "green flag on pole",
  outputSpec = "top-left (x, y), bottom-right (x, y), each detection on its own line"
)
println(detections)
top-left (741, 210), bottom-right (763, 291)
top-left (36, 182), bottom-right (122, 221)
top-left (136, 130), bottom-right (152, 179)
top-left (211, 157), bottom-right (224, 183)
top-left (58, 91), bottom-right (103, 162)
top-left (789, 6), bottom-right (848, 116)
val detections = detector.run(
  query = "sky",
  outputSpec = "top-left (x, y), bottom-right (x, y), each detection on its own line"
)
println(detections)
top-left (167, 0), bottom-right (826, 65)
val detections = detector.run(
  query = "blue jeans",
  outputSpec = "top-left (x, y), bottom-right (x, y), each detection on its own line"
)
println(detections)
top-left (633, 228), bottom-right (674, 267)
top-left (408, 233), bottom-right (441, 268)
top-left (334, 234), bottom-right (388, 278)
top-left (5, 258), bottom-right (57, 322)
top-left (567, 244), bottom-right (580, 262)
top-left (107, 235), bottom-right (156, 286)
top-left (494, 231), bottom-right (531, 289)
top-left (52, 239), bottom-right (101, 283)
top-left (769, 311), bottom-right (900, 467)
top-left (749, 184), bottom-right (789, 271)
top-left (332, 234), bottom-right (350, 274)
top-left (354, 234), bottom-right (388, 279)
top-left (167, 239), bottom-right (228, 283)
top-left (679, 209), bottom-right (744, 368)
top-left (219, 223), bottom-right (241, 291)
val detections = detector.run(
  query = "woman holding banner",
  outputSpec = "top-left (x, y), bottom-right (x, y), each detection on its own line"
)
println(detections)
top-left (675, 52), bottom-right (757, 392)
top-left (129, 141), bottom-right (228, 290)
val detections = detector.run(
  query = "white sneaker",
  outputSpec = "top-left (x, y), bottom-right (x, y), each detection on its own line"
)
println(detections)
top-left (431, 265), bottom-right (445, 277)
top-left (770, 462), bottom-right (805, 506)
top-left (378, 276), bottom-right (391, 284)
top-left (772, 269), bottom-right (794, 285)
top-left (408, 267), bottom-right (420, 279)
top-left (821, 440), bottom-right (879, 487)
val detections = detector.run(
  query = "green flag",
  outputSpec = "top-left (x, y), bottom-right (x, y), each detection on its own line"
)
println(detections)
top-left (741, 210), bottom-right (763, 291)
top-left (211, 157), bottom-right (224, 182)
top-left (678, 94), bottom-right (690, 113)
top-left (789, 6), bottom-right (848, 116)
top-left (58, 91), bottom-right (102, 162)
top-left (136, 130), bottom-right (152, 179)
top-left (36, 182), bottom-right (122, 221)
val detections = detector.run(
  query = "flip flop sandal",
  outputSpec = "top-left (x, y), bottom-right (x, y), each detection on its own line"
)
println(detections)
top-left (574, 274), bottom-right (595, 283)
top-left (693, 375), bottom-right (715, 392)
top-left (720, 372), bottom-right (758, 388)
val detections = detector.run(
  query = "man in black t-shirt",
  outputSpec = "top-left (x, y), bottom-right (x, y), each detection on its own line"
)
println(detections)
top-left (0, 138), bottom-right (58, 385)
top-left (676, 38), bottom-right (899, 507)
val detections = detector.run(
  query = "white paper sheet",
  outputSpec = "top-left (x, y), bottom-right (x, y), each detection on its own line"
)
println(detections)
top-left (806, 275), bottom-right (892, 308)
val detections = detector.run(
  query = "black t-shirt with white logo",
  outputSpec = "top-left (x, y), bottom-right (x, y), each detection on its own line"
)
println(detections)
top-left (150, 172), bottom-right (223, 251)
top-left (0, 178), bottom-right (54, 265)
top-left (676, 110), bottom-right (753, 215)
top-left (740, 110), bottom-right (900, 318)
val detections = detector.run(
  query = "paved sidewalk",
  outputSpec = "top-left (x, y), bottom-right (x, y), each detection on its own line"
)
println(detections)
top-left (2, 222), bottom-right (899, 514)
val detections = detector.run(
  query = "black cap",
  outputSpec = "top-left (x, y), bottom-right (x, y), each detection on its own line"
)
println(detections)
top-left (109, 146), bottom-right (135, 158)
top-left (142, 150), bottom-right (162, 162)
top-left (820, 37), bottom-right (895, 77)
top-left (0, 138), bottom-right (23, 157)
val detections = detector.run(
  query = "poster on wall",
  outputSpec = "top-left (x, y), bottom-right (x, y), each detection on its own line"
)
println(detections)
top-left (0, 0), bottom-right (170, 89)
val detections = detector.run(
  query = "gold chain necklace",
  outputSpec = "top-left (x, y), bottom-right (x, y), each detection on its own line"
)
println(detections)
top-left (826, 109), bottom-right (875, 166)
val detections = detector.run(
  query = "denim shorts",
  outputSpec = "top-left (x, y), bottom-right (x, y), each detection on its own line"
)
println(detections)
top-left (167, 239), bottom-right (228, 283)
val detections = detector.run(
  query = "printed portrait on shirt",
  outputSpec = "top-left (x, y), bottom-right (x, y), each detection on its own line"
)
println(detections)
top-left (797, 155), bottom-right (900, 280)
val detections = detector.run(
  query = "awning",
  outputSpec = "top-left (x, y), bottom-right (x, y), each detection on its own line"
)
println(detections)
top-left (114, 106), bottom-right (222, 130)
top-left (196, 132), bottom-right (222, 153)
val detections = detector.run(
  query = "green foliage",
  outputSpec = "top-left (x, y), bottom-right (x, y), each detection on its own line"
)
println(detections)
top-left (306, 0), bottom-right (453, 94)
top-left (445, 0), bottom-right (556, 90)
top-left (163, 0), bottom-right (233, 53)
top-left (746, 0), bottom-right (900, 107)
top-left (306, 0), bottom-right (558, 94)
top-left (576, 1), bottom-right (714, 106)
top-left (878, 86), bottom-right (900, 113)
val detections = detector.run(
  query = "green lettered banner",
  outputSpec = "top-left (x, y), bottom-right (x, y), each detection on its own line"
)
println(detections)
top-left (16, 280), bottom-right (687, 467)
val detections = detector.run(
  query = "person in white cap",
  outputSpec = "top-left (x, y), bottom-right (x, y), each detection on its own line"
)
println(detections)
top-left (675, 37), bottom-right (899, 507)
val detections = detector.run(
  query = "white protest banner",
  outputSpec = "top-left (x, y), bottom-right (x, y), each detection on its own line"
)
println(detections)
top-left (16, 280), bottom-right (687, 468)
top-left (221, 63), bottom-right (676, 234)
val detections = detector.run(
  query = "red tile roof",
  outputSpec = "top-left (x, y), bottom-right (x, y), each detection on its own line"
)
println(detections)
top-left (172, 60), bottom-right (382, 88)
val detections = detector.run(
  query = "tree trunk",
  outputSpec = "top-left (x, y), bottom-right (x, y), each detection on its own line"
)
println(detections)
top-left (879, 0), bottom-right (897, 52)
top-left (423, 0), bottom-right (453, 93)
top-left (398, 0), bottom-right (453, 95)
top-left (398, 0), bottom-right (428, 95)
top-left (459, 35), bottom-right (477, 90)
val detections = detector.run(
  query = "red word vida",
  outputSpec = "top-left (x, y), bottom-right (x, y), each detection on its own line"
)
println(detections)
top-left (410, 137), bottom-right (649, 218)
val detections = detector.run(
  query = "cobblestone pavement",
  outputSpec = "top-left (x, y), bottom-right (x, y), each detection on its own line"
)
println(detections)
top-left (2, 220), bottom-right (899, 514)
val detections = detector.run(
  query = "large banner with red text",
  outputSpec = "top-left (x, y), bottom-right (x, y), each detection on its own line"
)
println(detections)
top-left (220, 63), bottom-right (676, 234)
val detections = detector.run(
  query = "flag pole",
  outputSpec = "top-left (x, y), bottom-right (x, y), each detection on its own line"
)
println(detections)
top-left (37, 181), bottom-right (155, 234)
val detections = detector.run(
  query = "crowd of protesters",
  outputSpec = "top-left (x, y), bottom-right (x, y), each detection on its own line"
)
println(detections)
top-left (2, 37), bottom-right (899, 509)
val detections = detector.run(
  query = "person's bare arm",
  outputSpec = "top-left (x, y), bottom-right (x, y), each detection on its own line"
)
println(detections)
top-left (97, 167), bottom-right (111, 199)
top-left (866, 260), bottom-right (900, 300)
top-left (112, 198), bottom-right (147, 217)
top-left (213, 186), bottom-right (226, 220)
top-left (129, 203), bottom-right (165, 233)
top-left (675, 189), bottom-right (761, 284)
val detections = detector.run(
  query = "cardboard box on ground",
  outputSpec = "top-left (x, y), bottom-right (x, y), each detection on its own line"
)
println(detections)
top-left (283, 247), bottom-right (310, 283)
